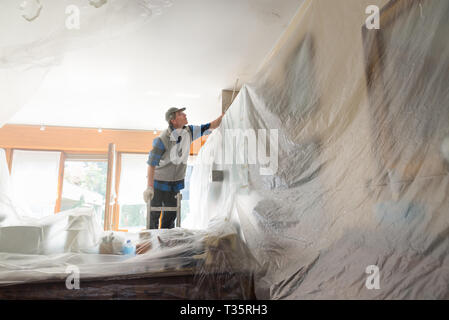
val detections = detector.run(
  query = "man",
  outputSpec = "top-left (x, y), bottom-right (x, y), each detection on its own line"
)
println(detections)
top-left (143, 107), bottom-right (224, 229)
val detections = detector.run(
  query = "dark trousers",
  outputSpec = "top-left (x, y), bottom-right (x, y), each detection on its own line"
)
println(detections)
top-left (149, 189), bottom-right (178, 229)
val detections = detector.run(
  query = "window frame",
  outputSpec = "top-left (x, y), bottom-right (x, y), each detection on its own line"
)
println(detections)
top-left (1, 124), bottom-right (207, 231)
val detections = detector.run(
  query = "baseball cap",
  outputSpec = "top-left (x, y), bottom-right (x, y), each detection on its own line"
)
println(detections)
top-left (165, 107), bottom-right (186, 122)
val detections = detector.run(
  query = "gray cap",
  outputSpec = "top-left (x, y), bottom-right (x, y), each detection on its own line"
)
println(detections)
top-left (165, 107), bottom-right (186, 123)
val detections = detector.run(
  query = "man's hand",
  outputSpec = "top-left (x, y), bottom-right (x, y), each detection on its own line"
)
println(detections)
top-left (143, 186), bottom-right (154, 203)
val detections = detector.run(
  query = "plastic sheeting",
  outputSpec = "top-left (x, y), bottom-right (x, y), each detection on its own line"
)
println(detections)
top-left (1, 0), bottom-right (449, 300)
top-left (186, 0), bottom-right (449, 299)
top-left (0, 0), bottom-right (173, 127)
top-left (0, 152), bottom-right (256, 299)
top-left (0, 0), bottom-right (258, 299)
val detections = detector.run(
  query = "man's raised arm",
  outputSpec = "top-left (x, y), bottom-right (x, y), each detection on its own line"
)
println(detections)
top-left (210, 112), bottom-right (225, 130)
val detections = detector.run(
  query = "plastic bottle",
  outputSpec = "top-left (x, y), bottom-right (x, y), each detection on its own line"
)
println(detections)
top-left (122, 240), bottom-right (135, 256)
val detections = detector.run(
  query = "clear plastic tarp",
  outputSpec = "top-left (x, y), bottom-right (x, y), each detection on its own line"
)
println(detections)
top-left (0, 148), bottom-right (257, 299)
top-left (0, 0), bottom-right (173, 127)
top-left (1, 0), bottom-right (449, 300)
top-left (187, 0), bottom-right (449, 299)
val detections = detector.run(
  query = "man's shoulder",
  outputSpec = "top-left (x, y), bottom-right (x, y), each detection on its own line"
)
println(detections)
top-left (158, 128), bottom-right (172, 143)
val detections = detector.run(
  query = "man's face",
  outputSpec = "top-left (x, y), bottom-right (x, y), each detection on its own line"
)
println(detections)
top-left (171, 111), bottom-right (188, 128)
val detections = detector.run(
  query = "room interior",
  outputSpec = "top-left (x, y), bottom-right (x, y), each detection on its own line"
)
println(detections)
top-left (0, 0), bottom-right (448, 300)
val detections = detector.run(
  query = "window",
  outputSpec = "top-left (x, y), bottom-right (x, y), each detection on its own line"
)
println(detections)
top-left (117, 153), bottom-right (148, 232)
top-left (180, 156), bottom-right (196, 223)
top-left (6, 147), bottom-right (198, 230)
top-left (60, 154), bottom-right (107, 227)
top-left (10, 150), bottom-right (61, 218)
top-left (117, 154), bottom-right (195, 231)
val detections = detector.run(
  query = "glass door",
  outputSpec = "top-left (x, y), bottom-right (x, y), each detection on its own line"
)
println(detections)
top-left (60, 154), bottom-right (107, 227)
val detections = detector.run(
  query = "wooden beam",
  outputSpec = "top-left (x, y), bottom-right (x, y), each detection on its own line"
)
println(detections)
top-left (112, 152), bottom-right (122, 231)
top-left (0, 125), bottom-right (159, 154)
top-left (5, 148), bottom-right (13, 174)
top-left (0, 124), bottom-right (206, 155)
top-left (54, 152), bottom-right (66, 213)
top-left (104, 143), bottom-right (116, 231)
top-left (222, 89), bottom-right (239, 113)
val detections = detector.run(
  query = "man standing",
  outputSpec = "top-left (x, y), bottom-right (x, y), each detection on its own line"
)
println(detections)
top-left (143, 107), bottom-right (224, 229)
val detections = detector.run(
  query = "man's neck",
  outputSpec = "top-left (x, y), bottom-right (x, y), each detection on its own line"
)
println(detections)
top-left (170, 124), bottom-right (185, 130)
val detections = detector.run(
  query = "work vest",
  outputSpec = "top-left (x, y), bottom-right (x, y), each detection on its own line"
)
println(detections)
top-left (153, 126), bottom-right (192, 182)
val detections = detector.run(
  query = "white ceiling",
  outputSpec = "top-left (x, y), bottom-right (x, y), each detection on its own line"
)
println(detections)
top-left (5, 0), bottom-right (303, 131)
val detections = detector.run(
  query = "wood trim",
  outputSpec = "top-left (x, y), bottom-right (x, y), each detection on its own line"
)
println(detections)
top-left (54, 152), bottom-right (66, 213)
top-left (104, 143), bottom-right (116, 231)
top-left (0, 124), bottom-right (206, 155)
top-left (1, 124), bottom-right (209, 231)
top-left (0, 125), bottom-right (159, 154)
top-left (112, 152), bottom-right (122, 231)
top-left (5, 148), bottom-right (13, 174)
top-left (222, 89), bottom-right (240, 113)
